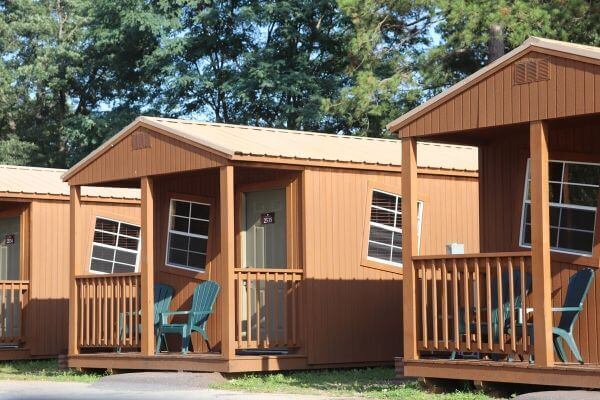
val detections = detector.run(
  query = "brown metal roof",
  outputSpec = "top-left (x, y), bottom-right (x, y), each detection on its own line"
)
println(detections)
top-left (387, 36), bottom-right (600, 133)
top-left (0, 165), bottom-right (140, 200)
top-left (62, 117), bottom-right (478, 181)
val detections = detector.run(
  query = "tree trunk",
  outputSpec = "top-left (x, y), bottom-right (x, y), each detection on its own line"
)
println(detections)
top-left (488, 23), bottom-right (504, 63)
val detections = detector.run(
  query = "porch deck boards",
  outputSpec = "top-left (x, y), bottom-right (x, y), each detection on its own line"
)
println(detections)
top-left (69, 352), bottom-right (309, 373)
top-left (397, 357), bottom-right (600, 389)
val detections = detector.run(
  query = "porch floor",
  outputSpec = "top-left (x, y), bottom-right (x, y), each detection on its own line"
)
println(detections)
top-left (69, 351), bottom-right (308, 373)
top-left (398, 357), bottom-right (600, 389)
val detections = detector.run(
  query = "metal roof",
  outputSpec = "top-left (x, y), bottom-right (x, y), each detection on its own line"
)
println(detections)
top-left (387, 36), bottom-right (600, 132)
top-left (0, 165), bottom-right (140, 199)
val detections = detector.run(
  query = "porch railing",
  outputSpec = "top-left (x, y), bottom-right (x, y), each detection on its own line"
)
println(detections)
top-left (75, 273), bottom-right (141, 349)
top-left (0, 281), bottom-right (29, 344)
top-left (234, 268), bottom-right (303, 350)
top-left (413, 252), bottom-right (532, 359)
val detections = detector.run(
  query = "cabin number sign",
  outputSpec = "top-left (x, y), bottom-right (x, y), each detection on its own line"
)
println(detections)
top-left (4, 234), bottom-right (15, 245)
top-left (261, 212), bottom-right (275, 225)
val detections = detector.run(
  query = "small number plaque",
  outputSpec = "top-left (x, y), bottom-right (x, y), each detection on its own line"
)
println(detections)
top-left (4, 234), bottom-right (15, 245)
top-left (261, 212), bottom-right (275, 225)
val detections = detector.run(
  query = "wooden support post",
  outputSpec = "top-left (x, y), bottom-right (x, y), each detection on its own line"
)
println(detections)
top-left (530, 120), bottom-right (553, 367)
top-left (68, 186), bottom-right (81, 356)
top-left (140, 176), bottom-right (155, 355)
top-left (402, 138), bottom-right (419, 361)
top-left (220, 165), bottom-right (235, 359)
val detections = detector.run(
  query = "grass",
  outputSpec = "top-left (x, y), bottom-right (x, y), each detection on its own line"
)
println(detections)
top-left (0, 359), bottom-right (102, 383)
top-left (212, 367), bottom-right (496, 399)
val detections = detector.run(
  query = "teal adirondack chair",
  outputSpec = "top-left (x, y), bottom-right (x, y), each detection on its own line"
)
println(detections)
top-left (118, 283), bottom-right (174, 352)
top-left (517, 267), bottom-right (595, 364)
top-left (451, 269), bottom-right (532, 359)
top-left (155, 280), bottom-right (220, 354)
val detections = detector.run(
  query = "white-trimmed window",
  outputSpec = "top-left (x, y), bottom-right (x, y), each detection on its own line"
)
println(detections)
top-left (166, 199), bottom-right (210, 272)
top-left (520, 159), bottom-right (600, 256)
top-left (367, 189), bottom-right (423, 266)
top-left (90, 217), bottom-right (140, 274)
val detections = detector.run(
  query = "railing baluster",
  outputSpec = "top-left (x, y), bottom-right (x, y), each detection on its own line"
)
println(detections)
top-left (485, 258), bottom-right (493, 351)
top-left (463, 259), bottom-right (470, 351)
top-left (431, 260), bottom-right (438, 349)
top-left (442, 259), bottom-right (448, 350)
top-left (452, 259), bottom-right (459, 351)
top-left (508, 257), bottom-right (516, 354)
top-left (496, 257), bottom-right (504, 353)
top-left (420, 261), bottom-right (428, 349)
top-left (520, 256), bottom-right (527, 353)
top-left (475, 258), bottom-right (481, 351)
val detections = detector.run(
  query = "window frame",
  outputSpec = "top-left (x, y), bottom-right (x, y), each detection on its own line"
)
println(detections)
top-left (519, 158), bottom-right (600, 257)
top-left (164, 197), bottom-right (212, 273)
top-left (89, 216), bottom-right (141, 275)
top-left (361, 183), bottom-right (424, 274)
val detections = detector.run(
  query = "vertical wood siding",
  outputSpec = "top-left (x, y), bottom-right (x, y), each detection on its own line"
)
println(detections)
top-left (27, 198), bottom-right (139, 357)
top-left (303, 168), bottom-right (479, 365)
top-left (479, 116), bottom-right (600, 364)
top-left (69, 128), bottom-right (226, 186)
top-left (399, 52), bottom-right (600, 138)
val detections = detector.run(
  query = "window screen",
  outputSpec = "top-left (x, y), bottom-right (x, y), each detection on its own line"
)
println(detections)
top-left (166, 199), bottom-right (210, 271)
top-left (367, 189), bottom-right (423, 267)
top-left (90, 218), bottom-right (140, 274)
top-left (521, 159), bottom-right (600, 255)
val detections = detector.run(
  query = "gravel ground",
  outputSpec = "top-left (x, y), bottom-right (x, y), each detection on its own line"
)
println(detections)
top-left (0, 372), bottom-right (341, 400)
top-left (515, 390), bottom-right (600, 400)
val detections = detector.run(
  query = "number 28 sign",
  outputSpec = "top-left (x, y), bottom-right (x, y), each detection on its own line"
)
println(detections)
top-left (261, 212), bottom-right (275, 225)
top-left (4, 234), bottom-right (15, 245)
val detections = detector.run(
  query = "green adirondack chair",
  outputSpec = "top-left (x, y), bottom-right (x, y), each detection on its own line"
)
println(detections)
top-left (155, 280), bottom-right (220, 354)
top-left (118, 283), bottom-right (174, 352)
top-left (552, 267), bottom-right (595, 364)
top-left (451, 269), bottom-right (532, 360)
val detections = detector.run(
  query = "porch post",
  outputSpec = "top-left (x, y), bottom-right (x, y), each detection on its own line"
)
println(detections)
top-left (529, 120), bottom-right (554, 367)
top-left (68, 185), bottom-right (81, 356)
top-left (140, 176), bottom-right (155, 355)
top-left (220, 165), bottom-right (235, 359)
top-left (402, 138), bottom-right (418, 361)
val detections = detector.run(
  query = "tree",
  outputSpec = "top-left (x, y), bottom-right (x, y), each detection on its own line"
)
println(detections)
top-left (420, 0), bottom-right (600, 93)
top-left (322, 0), bottom-right (435, 137)
top-left (0, 0), bottom-right (167, 167)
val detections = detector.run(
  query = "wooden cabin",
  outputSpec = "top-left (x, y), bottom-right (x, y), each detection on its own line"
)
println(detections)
top-left (0, 165), bottom-right (139, 360)
top-left (389, 37), bottom-right (600, 389)
top-left (62, 116), bottom-right (479, 372)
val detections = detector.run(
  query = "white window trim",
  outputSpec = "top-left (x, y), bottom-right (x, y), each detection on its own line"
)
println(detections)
top-left (366, 188), bottom-right (424, 267)
top-left (519, 158), bottom-right (599, 257)
top-left (89, 216), bottom-right (141, 275)
top-left (165, 198), bottom-right (210, 273)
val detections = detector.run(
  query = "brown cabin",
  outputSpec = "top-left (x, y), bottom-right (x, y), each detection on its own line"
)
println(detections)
top-left (63, 117), bottom-right (479, 372)
top-left (0, 165), bottom-right (139, 360)
top-left (389, 37), bottom-right (600, 389)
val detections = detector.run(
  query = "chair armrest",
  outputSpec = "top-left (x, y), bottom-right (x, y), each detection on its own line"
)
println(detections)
top-left (160, 310), bottom-right (190, 325)
top-left (552, 307), bottom-right (582, 313)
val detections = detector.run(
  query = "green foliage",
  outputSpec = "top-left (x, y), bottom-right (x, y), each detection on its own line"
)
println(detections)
top-left (420, 0), bottom-right (600, 92)
top-left (0, 359), bottom-right (102, 382)
top-left (0, 0), bottom-right (599, 166)
top-left (213, 367), bottom-right (492, 399)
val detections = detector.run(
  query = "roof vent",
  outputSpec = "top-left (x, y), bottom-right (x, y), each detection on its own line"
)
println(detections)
top-left (514, 58), bottom-right (550, 85)
top-left (132, 130), bottom-right (151, 150)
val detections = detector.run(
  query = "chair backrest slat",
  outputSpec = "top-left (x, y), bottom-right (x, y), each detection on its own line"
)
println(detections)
top-left (559, 268), bottom-right (595, 332)
top-left (190, 280), bottom-right (220, 328)
top-left (154, 284), bottom-right (174, 325)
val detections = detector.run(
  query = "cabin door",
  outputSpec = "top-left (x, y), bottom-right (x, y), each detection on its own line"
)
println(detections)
top-left (0, 215), bottom-right (22, 342)
top-left (0, 216), bottom-right (20, 280)
top-left (242, 188), bottom-right (286, 347)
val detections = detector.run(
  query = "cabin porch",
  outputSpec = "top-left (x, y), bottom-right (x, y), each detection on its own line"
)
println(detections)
top-left (67, 165), bottom-right (307, 372)
top-left (399, 116), bottom-right (600, 388)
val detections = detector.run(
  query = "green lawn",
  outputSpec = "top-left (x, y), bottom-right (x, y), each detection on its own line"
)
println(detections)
top-left (212, 367), bottom-right (495, 399)
top-left (0, 359), bottom-right (102, 383)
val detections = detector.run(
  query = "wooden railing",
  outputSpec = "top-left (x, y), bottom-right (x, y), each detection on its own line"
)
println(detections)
top-left (413, 252), bottom-right (532, 359)
top-left (0, 281), bottom-right (29, 344)
top-left (75, 273), bottom-right (141, 349)
top-left (234, 268), bottom-right (303, 350)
